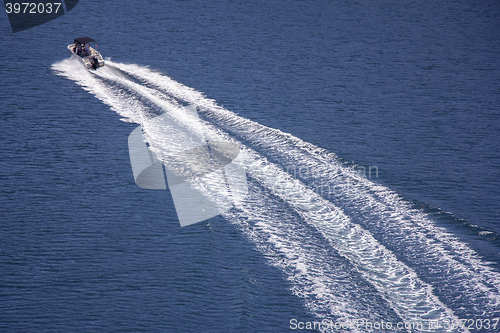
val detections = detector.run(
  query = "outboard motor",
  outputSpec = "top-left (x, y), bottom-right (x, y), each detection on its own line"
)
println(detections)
top-left (92, 56), bottom-right (99, 70)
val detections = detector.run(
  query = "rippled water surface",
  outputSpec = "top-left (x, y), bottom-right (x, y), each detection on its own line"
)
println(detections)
top-left (1, 0), bottom-right (499, 332)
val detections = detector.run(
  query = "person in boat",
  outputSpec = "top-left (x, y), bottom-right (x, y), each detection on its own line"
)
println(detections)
top-left (84, 43), bottom-right (90, 57)
top-left (75, 43), bottom-right (82, 56)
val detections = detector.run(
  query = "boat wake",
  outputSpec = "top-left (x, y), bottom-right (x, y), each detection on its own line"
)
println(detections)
top-left (53, 58), bottom-right (500, 332)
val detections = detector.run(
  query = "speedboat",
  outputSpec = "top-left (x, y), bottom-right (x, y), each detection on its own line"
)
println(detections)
top-left (68, 37), bottom-right (105, 70)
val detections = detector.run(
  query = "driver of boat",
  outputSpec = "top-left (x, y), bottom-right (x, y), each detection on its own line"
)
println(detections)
top-left (84, 43), bottom-right (90, 57)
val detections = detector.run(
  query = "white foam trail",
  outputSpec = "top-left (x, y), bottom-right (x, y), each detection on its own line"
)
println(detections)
top-left (225, 140), bottom-right (461, 332)
top-left (111, 60), bottom-right (500, 317)
top-left (54, 59), bottom-right (496, 332)
top-left (52, 59), bottom-right (148, 124)
top-left (105, 62), bottom-right (220, 111)
top-left (223, 182), bottom-right (402, 333)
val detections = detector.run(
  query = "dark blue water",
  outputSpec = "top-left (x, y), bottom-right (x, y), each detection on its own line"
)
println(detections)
top-left (1, 0), bottom-right (499, 332)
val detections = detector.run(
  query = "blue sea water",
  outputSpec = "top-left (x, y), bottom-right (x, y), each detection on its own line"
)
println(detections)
top-left (1, 0), bottom-right (499, 332)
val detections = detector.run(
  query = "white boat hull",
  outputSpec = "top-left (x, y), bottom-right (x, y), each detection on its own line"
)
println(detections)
top-left (67, 44), bottom-right (105, 70)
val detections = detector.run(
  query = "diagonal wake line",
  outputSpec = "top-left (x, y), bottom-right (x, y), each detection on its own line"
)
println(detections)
top-left (108, 60), bottom-right (500, 318)
top-left (54, 58), bottom-right (498, 332)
